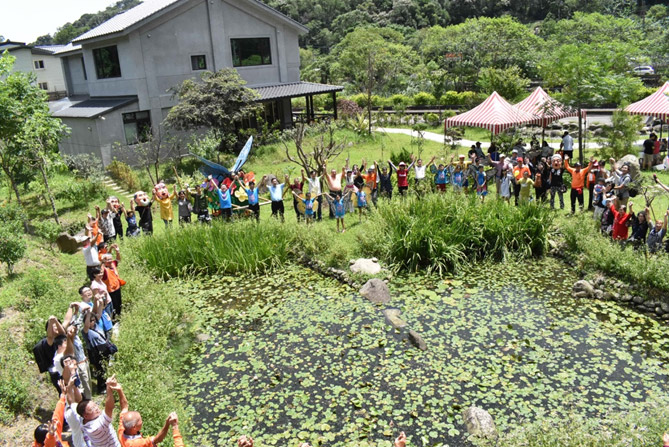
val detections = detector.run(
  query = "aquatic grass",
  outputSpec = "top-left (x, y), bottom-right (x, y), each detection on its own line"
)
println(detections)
top-left (363, 192), bottom-right (554, 274)
top-left (561, 214), bottom-right (669, 293)
top-left (128, 219), bottom-right (295, 278)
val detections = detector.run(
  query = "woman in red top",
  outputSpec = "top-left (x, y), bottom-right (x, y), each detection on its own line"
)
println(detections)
top-left (611, 200), bottom-right (633, 240)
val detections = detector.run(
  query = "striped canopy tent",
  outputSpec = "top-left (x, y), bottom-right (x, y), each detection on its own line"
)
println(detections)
top-left (625, 81), bottom-right (669, 121)
top-left (445, 91), bottom-right (540, 136)
top-left (515, 86), bottom-right (583, 127)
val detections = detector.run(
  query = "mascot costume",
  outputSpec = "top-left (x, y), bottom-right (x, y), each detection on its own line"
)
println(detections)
top-left (153, 181), bottom-right (176, 225)
top-left (133, 190), bottom-right (154, 234)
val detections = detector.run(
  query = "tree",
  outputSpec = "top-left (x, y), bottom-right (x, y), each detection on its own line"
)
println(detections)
top-left (164, 68), bottom-right (260, 154)
top-left (0, 224), bottom-right (26, 275)
top-left (284, 121), bottom-right (345, 177)
top-left (476, 66), bottom-right (530, 102)
top-left (0, 52), bottom-right (68, 226)
top-left (540, 43), bottom-right (644, 164)
top-left (332, 27), bottom-right (418, 133)
top-left (596, 109), bottom-right (642, 160)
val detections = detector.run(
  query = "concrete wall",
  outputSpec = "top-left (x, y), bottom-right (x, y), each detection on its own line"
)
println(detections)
top-left (58, 118), bottom-right (102, 161)
top-left (31, 54), bottom-right (67, 92)
top-left (63, 55), bottom-right (90, 96)
top-left (9, 48), bottom-right (33, 73)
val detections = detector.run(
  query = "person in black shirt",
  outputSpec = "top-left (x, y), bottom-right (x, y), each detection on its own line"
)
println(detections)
top-left (642, 133), bottom-right (657, 170)
top-left (33, 316), bottom-right (66, 394)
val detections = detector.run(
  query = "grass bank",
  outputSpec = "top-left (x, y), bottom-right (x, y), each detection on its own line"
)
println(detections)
top-left (560, 213), bottom-right (669, 293)
top-left (361, 192), bottom-right (553, 274)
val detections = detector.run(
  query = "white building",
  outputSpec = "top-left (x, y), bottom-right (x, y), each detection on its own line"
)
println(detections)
top-left (0, 40), bottom-right (69, 99)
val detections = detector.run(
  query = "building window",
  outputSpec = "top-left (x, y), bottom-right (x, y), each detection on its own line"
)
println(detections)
top-left (38, 82), bottom-right (48, 90)
top-left (122, 111), bottom-right (152, 144)
top-left (93, 45), bottom-right (122, 79)
top-left (34, 60), bottom-right (45, 69)
top-left (231, 38), bottom-right (271, 67)
top-left (191, 55), bottom-right (207, 71)
top-left (81, 57), bottom-right (87, 80)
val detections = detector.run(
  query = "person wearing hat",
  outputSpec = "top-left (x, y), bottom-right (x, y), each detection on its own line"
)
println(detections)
top-left (565, 155), bottom-right (592, 214)
top-left (388, 158), bottom-right (414, 196)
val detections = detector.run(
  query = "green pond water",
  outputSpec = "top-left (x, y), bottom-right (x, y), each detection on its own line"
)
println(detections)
top-left (180, 259), bottom-right (669, 447)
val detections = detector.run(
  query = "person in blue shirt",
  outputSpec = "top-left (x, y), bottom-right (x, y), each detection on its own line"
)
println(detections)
top-left (292, 190), bottom-right (322, 225)
top-left (430, 156), bottom-right (453, 192)
top-left (267, 175), bottom-right (289, 223)
top-left (207, 177), bottom-right (233, 220)
top-left (326, 190), bottom-right (352, 233)
top-left (356, 188), bottom-right (368, 222)
top-left (244, 178), bottom-right (262, 222)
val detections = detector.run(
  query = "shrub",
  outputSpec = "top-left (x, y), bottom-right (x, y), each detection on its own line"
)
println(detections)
top-left (424, 112), bottom-right (441, 127)
top-left (62, 154), bottom-right (105, 180)
top-left (107, 159), bottom-right (141, 192)
top-left (389, 147), bottom-right (414, 166)
top-left (0, 203), bottom-right (26, 233)
top-left (412, 92), bottom-right (436, 106)
top-left (337, 98), bottom-right (363, 119)
top-left (389, 94), bottom-right (411, 109)
top-left (30, 220), bottom-right (62, 249)
top-left (55, 179), bottom-right (106, 209)
top-left (0, 224), bottom-right (26, 275)
top-left (350, 93), bottom-right (368, 108)
top-left (458, 91), bottom-right (480, 108)
top-left (441, 91), bottom-right (461, 105)
top-left (360, 193), bottom-right (553, 274)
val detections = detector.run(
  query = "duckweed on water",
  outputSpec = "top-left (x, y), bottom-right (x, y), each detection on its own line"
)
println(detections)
top-left (180, 260), bottom-right (669, 447)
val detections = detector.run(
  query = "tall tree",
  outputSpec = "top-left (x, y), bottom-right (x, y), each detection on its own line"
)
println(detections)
top-left (0, 52), bottom-right (68, 225)
top-left (164, 68), bottom-right (260, 154)
top-left (332, 27), bottom-right (418, 133)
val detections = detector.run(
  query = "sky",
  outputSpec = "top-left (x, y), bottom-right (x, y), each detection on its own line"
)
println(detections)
top-left (1, 0), bottom-right (116, 43)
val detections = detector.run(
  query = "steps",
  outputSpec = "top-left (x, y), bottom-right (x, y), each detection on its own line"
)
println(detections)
top-left (103, 176), bottom-right (134, 200)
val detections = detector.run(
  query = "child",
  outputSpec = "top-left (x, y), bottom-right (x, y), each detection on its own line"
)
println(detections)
top-left (517, 170), bottom-right (534, 204)
top-left (500, 169), bottom-right (513, 202)
top-left (327, 191), bottom-right (351, 233)
top-left (292, 191), bottom-right (321, 225)
top-left (177, 190), bottom-right (193, 224)
top-left (476, 165), bottom-right (487, 202)
top-left (592, 178), bottom-right (607, 220)
top-left (190, 184), bottom-right (210, 223)
top-left (452, 164), bottom-right (464, 193)
top-left (356, 188), bottom-right (368, 222)
top-left (431, 157), bottom-right (451, 192)
top-left (120, 201), bottom-right (141, 237)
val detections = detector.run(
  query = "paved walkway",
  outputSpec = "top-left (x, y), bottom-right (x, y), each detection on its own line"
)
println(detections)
top-left (374, 127), bottom-right (647, 151)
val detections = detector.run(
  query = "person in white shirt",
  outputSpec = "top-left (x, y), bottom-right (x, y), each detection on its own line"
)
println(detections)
top-left (560, 131), bottom-right (574, 160)
top-left (412, 154), bottom-right (436, 190)
top-left (77, 375), bottom-right (121, 447)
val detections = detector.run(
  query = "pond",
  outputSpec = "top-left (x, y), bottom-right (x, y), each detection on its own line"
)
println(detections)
top-left (180, 259), bottom-right (669, 447)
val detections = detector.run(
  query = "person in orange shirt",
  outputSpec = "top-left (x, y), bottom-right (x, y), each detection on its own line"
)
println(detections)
top-left (101, 244), bottom-right (125, 320)
top-left (565, 156), bottom-right (592, 214)
top-left (112, 380), bottom-right (179, 447)
top-left (34, 379), bottom-right (69, 447)
top-left (512, 157), bottom-right (531, 206)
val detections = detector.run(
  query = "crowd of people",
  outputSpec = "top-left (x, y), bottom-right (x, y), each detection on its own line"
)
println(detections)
top-left (29, 131), bottom-right (669, 447)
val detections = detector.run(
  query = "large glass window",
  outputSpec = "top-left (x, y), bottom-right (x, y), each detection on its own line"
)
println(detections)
top-left (123, 111), bottom-right (152, 144)
top-left (231, 38), bottom-right (271, 67)
top-left (93, 46), bottom-right (122, 79)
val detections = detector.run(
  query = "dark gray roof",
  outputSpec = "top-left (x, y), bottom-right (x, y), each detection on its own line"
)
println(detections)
top-left (254, 82), bottom-right (343, 101)
top-left (73, 0), bottom-right (307, 43)
top-left (52, 96), bottom-right (138, 119)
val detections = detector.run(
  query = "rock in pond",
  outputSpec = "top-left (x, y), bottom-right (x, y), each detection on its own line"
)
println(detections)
top-left (360, 279), bottom-right (391, 304)
top-left (407, 329), bottom-right (427, 350)
top-left (382, 309), bottom-right (407, 328)
top-left (462, 406), bottom-right (497, 439)
top-left (572, 280), bottom-right (594, 298)
top-left (350, 258), bottom-right (382, 275)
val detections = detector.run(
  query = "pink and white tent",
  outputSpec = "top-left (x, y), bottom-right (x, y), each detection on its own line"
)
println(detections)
top-left (445, 91), bottom-right (540, 135)
top-left (514, 87), bottom-right (582, 127)
top-left (625, 81), bottom-right (669, 121)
